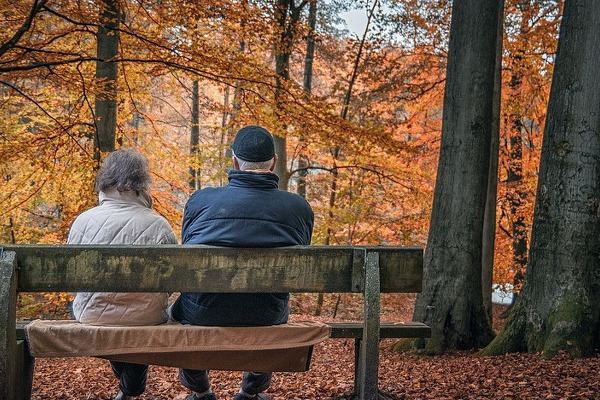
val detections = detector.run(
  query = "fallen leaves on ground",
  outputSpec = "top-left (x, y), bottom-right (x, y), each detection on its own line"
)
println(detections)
top-left (29, 296), bottom-right (600, 399)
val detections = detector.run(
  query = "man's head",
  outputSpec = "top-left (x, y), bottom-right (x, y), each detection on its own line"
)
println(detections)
top-left (231, 125), bottom-right (277, 171)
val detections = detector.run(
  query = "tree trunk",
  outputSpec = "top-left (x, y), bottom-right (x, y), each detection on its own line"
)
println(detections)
top-left (505, 6), bottom-right (537, 300)
top-left (273, 0), bottom-right (291, 190)
top-left (482, 0), bottom-right (600, 358)
top-left (94, 0), bottom-right (120, 152)
top-left (482, 0), bottom-right (504, 324)
top-left (507, 116), bottom-right (527, 293)
top-left (411, 0), bottom-right (501, 353)
top-left (189, 80), bottom-right (200, 189)
top-left (297, 0), bottom-right (317, 199)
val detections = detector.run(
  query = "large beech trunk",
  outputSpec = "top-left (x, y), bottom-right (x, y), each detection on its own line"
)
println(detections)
top-left (482, 0), bottom-right (600, 358)
top-left (410, 0), bottom-right (502, 353)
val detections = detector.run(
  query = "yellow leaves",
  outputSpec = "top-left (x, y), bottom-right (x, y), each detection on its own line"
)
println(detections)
top-left (17, 292), bottom-right (73, 319)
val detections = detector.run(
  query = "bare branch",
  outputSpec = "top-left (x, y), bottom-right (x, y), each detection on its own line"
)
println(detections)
top-left (0, 0), bottom-right (49, 58)
top-left (0, 79), bottom-right (90, 156)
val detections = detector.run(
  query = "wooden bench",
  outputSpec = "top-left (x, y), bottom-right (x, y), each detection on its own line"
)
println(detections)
top-left (0, 245), bottom-right (430, 400)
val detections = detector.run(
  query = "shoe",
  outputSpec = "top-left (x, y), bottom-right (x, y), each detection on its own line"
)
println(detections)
top-left (187, 393), bottom-right (218, 400)
top-left (233, 394), bottom-right (270, 400)
top-left (114, 392), bottom-right (132, 400)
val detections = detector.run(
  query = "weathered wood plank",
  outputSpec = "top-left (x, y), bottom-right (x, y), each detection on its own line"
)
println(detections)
top-left (7, 245), bottom-right (358, 293)
top-left (371, 246), bottom-right (424, 292)
top-left (0, 251), bottom-right (17, 400)
top-left (328, 322), bottom-right (431, 338)
top-left (357, 251), bottom-right (381, 400)
top-left (4, 245), bottom-right (424, 293)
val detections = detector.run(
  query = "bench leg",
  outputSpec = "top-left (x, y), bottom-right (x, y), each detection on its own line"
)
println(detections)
top-left (355, 251), bottom-right (381, 400)
top-left (353, 338), bottom-right (362, 396)
top-left (1, 251), bottom-right (19, 400)
top-left (354, 337), bottom-right (379, 400)
top-left (15, 340), bottom-right (34, 400)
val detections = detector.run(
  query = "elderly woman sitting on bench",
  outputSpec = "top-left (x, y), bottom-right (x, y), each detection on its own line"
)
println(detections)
top-left (68, 148), bottom-right (177, 400)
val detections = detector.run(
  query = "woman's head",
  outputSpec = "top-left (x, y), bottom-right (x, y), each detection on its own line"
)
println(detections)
top-left (95, 148), bottom-right (151, 194)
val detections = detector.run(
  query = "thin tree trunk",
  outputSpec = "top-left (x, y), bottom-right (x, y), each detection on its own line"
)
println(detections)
top-left (224, 40), bottom-right (245, 186)
top-left (273, 0), bottom-right (291, 190)
top-left (482, 0), bottom-right (600, 358)
top-left (297, 0), bottom-right (316, 199)
top-left (482, 0), bottom-right (504, 324)
top-left (219, 86), bottom-right (230, 186)
top-left (410, 0), bottom-right (501, 353)
top-left (505, 6), bottom-right (536, 306)
top-left (189, 80), bottom-right (200, 189)
top-left (227, 39), bottom-right (245, 140)
top-left (507, 116), bottom-right (527, 291)
top-left (273, 0), bottom-right (307, 190)
top-left (94, 0), bottom-right (120, 153)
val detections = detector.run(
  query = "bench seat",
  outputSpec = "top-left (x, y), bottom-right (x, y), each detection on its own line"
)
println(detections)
top-left (22, 320), bottom-right (330, 372)
top-left (15, 320), bottom-right (429, 372)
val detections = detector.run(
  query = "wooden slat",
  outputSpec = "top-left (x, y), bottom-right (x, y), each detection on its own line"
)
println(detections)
top-left (16, 326), bottom-right (26, 341)
top-left (371, 247), bottom-right (424, 293)
top-left (6, 245), bottom-right (359, 293)
top-left (327, 322), bottom-right (431, 338)
top-left (3, 245), bottom-right (424, 294)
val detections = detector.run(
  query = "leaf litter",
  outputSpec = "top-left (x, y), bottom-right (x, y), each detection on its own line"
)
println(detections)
top-left (30, 295), bottom-right (600, 399)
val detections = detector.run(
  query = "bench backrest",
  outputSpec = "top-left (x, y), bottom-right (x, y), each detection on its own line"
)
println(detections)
top-left (2, 245), bottom-right (423, 293)
top-left (0, 244), bottom-right (424, 400)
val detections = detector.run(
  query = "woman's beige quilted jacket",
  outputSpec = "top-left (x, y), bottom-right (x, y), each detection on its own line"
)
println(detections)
top-left (69, 189), bottom-right (178, 326)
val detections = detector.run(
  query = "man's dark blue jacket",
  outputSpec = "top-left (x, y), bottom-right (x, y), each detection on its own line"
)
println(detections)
top-left (171, 169), bottom-right (314, 326)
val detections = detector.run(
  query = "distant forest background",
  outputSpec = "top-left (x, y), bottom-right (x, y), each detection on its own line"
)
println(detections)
top-left (0, 0), bottom-right (562, 317)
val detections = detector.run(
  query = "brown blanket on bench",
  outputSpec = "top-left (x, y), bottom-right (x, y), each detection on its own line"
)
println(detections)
top-left (25, 320), bottom-right (331, 372)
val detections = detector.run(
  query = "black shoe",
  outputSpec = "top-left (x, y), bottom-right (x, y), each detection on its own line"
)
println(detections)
top-left (233, 394), bottom-right (270, 400)
top-left (187, 393), bottom-right (218, 400)
top-left (114, 392), bottom-right (133, 400)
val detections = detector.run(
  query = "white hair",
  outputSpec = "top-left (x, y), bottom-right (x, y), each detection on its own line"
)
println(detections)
top-left (232, 150), bottom-right (274, 171)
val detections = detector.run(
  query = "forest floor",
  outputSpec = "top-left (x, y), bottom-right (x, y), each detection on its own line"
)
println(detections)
top-left (30, 294), bottom-right (600, 399)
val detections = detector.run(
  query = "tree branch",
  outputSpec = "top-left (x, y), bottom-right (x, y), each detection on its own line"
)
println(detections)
top-left (0, 0), bottom-right (49, 58)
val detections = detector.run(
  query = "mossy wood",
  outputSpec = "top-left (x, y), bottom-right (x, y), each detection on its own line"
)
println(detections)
top-left (1, 245), bottom-right (428, 400)
top-left (3, 245), bottom-right (423, 293)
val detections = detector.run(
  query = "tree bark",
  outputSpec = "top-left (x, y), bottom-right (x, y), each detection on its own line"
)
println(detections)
top-left (189, 80), bottom-right (200, 189)
top-left (94, 0), bottom-right (120, 152)
top-left (273, 0), bottom-right (307, 190)
top-left (297, 0), bottom-right (317, 199)
top-left (411, 0), bottom-right (501, 353)
top-left (482, 0), bottom-right (504, 324)
top-left (482, 0), bottom-right (600, 358)
top-left (504, 5), bottom-right (537, 307)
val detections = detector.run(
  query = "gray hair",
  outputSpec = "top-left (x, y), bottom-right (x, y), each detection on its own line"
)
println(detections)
top-left (233, 150), bottom-right (274, 171)
top-left (96, 148), bottom-right (151, 193)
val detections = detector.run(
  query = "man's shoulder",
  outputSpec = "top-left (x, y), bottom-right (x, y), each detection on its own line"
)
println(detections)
top-left (183, 187), bottom-right (225, 219)
top-left (275, 189), bottom-right (313, 208)
top-left (187, 186), bottom-right (223, 201)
